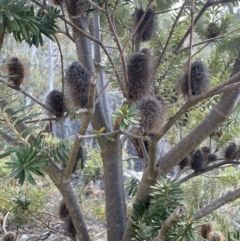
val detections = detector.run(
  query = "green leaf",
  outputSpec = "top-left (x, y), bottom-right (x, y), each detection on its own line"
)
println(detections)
top-left (5, 167), bottom-right (23, 179)
top-left (105, 136), bottom-right (115, 142)
top-left (0, 11), bottom-right (3, 24)
top-left (27, 173), bottom-right (36, 185)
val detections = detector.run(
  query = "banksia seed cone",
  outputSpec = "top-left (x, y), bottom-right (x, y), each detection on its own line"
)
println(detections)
top-left (7, 57), bottom-right (25, 87)
top-left (127, 50), bottom-right (154, 101)
top-left (207, 231), bottom-right (225, 241)
top-left (206, 22), bottom-right (220, 38)
top-left (64, 215), bottom-right (76, 238)
top-left (2, 232), bottom-right (17, 241)
top-left (179, 156), bottom-right (189, 169)
top-left (180, 60), bottom-right (209, 96)
top-left (207, 153), bottom-right (217, 162)
top-left (65, 61), bottom-right (91, 109)
top-left (191, 149), bottom-right (203, 171)
top-left (199, 223), bottom-right (213, 239)
top-left (224, 142), bottom-right (237, 158)
top-left (135, 8), bottom-right (155, 42)
top-left (138, 96), bottom-right (166, 134)
top-left (201, 146), bottom-right (210, 156)
top-left (45, 90), bottom-right (65, 117)
top-left (59, 200), bottom-right (69, 219)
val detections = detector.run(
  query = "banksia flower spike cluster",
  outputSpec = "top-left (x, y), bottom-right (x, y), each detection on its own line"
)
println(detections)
top-left (191, 149), bottom-right (204, 171)
top-left (65, 61), bottom-right (91, 109)
top-left (127, 49), bottom-right (154, 101)
top-left (45, 90), bottom-right (65, 117)
top-left (180, 60), bottom-right (210, 97)
top-left (134, 8), bottom-right (155, 42)
top-left (2, 232), bottom-right (18, 241)
top-left (207, 231), bottom-right (225, 241)
top-left (64, 215), bottom-right (76, 238)
top-left (199, 222), bottom-right (225, 241)
top-left (199, 222), bottom-right (213, 239)
top-left (7, 57), bottom-right (25, 88)
top-left (137, 96), bottom-right (166, 134)
top-left (206, 22), bottom-right (220, 39)
top-left (224, 142), bottom-right (237, 158)
top-left (59, 200), bottom-right (69, 219)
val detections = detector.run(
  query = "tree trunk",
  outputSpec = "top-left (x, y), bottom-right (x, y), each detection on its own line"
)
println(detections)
top-left (64, 1), bottom-right (126, 240)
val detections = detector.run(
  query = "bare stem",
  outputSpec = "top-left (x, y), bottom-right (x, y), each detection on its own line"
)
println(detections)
top-left (64, 75), bottom-right (97, 180)
top-left (187, 0), bottom-right (195, 97)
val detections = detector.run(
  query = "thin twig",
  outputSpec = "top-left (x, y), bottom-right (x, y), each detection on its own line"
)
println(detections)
top-left (155, 7), bottom-right (181, 15)
top-left (2, 212), bottom-right (9, 234)
top-left (139, 139), bottom-right (149, 162)
top-left (95, 0), bottom-right (154, 103)
top-left (179, 27), bottom-right (240, 53)
top-left (154, 0), bottom-right (188, 73)
top-left (156, 71), bottom-right (240, 141)
top-left (187, 0), bottom-right (195, 97)
top-left (0, 79), bottom-right (52, 112)
top-left (174, 0), bottom-right (238, 53)
top-left (64, 75), bottom-right (97, 180)
top-left (53, 35), bottom-right (64, 97)
top-left (77, 130), bottom-right (120, 140)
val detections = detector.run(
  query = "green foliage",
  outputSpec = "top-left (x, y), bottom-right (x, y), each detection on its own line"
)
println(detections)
top-left (0, 0), bottom-right (60, 47)
top-left (112, 103), bottom-right (139, 131)
top-left (4, 139), bottom-right (46, 185)
top-left (125, 176), bottom-right (140, 197)
top-left (0, 184), bottom-right (46, 225)
top-left (130, 178), bottom-right (199, 241)
top-left (83, 147), bottom-right (103, 184)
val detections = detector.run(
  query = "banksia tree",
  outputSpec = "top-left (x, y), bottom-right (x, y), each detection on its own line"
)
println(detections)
top-left (64, 215), bottom-right (76, 238)
top-left (179, 60), bottom-right (210, 97)
top-left (138, 96), bottom-right (166, 134)
top-left (2, 232), bottom-right (17, 241)
top-left (191, 149), bottom-right (204, 171)
top-left (199, 222), bottom-right (213, 239)
top-left (65, 61), bottom-right (91, 109)
top-left (127, 50), bottom-right (154, 101)
top-left (59, 200), bottom-right (69, 220)
top-left (224, 142), bottom-right (237, 158)
top-left (6, 57), bottom-right (25, 88)
top-left (45, 90), bottom-right (65, 117)
top-left (134, 8), bottom-right (155, 42)
top-left (179, 156), bottom-right (189, 169)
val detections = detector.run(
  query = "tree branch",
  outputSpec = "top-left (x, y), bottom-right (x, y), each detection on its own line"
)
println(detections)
top-left (0, 79), bottom-right (52, 112)
top-left (156, 70), bottom-right (240, 140)
top-left (179, 27), bottom-right (240, 53)
top-left (187, 0), bottom-right (195, 97)
top-left (152, 206), bottom-right (185, 241)
top-left (174, 0), bottom-right (238, 53)
top-left (155, 0), bottom-right (188, 72)
top-left (64, 75), bottom-right (97, 180)
top-left (194, 188), bottom-right (240, 220)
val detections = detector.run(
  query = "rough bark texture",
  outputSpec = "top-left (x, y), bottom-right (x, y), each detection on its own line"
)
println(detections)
top-left (100, 136), bottom-right (126, 241)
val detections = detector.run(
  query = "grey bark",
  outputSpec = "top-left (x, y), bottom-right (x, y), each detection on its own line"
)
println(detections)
top-left (64, 1), bottom-right (126, 240)
top-left (93, 10), bottom-right (111, 125)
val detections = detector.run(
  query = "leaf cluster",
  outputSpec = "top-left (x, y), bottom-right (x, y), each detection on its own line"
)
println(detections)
top-left (130, 178), bottom-right (199, 241)
top-left (4, 139), bottom-right (46, 185)
top-left (0, 0), bottom-right (60, 47)
top-left (112, 103), bottom-right (139, 131)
